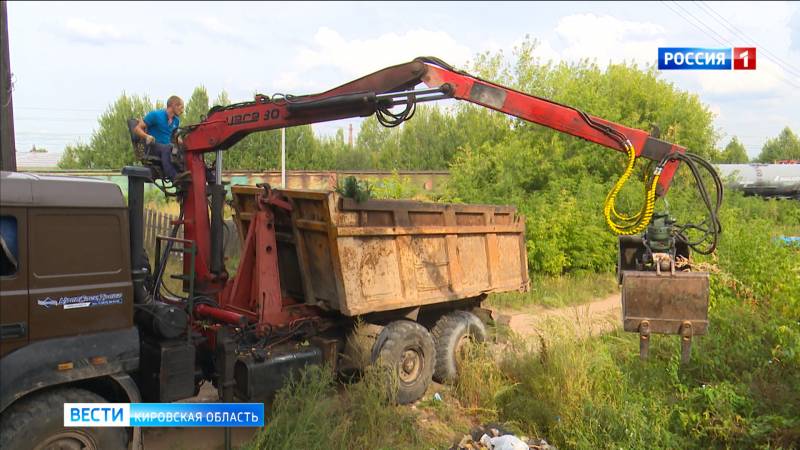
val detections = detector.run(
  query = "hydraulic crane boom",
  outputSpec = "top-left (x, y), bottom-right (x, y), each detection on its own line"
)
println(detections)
top-left (182, 57), bottom-right (682, 193)
top-left (172, 57), bottom-right (716, 293)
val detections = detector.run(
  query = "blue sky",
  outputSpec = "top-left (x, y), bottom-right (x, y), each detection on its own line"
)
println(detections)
top-left (7, 1), bottom-right (800, 159)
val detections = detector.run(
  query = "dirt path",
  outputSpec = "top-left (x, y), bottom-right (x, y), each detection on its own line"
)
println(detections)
top-left (493, 293), bottom-right (622, 339)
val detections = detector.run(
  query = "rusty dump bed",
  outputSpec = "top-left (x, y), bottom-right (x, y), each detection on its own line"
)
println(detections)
top-left (231, 187), bottom-right (529, 316)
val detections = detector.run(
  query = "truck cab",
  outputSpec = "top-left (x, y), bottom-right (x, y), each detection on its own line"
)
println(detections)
top-left (0, 171), bottom-right (140, 450)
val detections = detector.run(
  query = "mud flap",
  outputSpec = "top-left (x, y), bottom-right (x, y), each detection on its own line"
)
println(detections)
top-left (620, 271), bottom-right (709, 363)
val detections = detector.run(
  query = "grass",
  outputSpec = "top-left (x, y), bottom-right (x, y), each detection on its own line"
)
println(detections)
top-left (486, 271), bottom-right (618, 310)
top-left (244, 366), bottom-right (427, 450)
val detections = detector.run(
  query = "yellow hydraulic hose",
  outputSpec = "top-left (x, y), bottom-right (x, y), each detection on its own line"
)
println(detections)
top-left (603, 141), bottom-right (661, 235)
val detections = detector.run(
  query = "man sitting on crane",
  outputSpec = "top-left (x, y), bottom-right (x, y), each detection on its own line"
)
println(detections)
top-left (134, 95), bottom-right (189, 183)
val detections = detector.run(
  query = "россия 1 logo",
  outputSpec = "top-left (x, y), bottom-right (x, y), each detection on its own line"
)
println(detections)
top-left (658, 47), bottom-right (756, 70)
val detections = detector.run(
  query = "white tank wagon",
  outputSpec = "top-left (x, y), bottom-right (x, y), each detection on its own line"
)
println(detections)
top-left (716, 164), bottom-right (800, 199)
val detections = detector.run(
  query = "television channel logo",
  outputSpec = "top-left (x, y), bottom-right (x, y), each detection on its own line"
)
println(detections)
top-left (658, 47), bottom-right (756, 70)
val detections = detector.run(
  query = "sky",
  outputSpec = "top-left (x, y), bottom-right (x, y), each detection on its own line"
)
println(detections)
top-left (7, 1), bottom-right (800, 160)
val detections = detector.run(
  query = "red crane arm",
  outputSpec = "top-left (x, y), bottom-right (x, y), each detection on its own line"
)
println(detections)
top-left (178, 57), bottom-right (687, 291)
top-left (418, 63), bottom-right (683, 194)
top-left (181, 57), bottom-right (683, 193)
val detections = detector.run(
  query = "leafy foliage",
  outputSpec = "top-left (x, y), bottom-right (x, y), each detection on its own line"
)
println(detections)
top-left (58, 93), bottom-right (160, 169)
top-left (757, 126), bottom-right (800, 162)
top-left (335, 175), bottom-right (372, 203)
top-left (183, 86), bottom-right (209, 126)
top-left (716, 136), bottom-right (749, 163)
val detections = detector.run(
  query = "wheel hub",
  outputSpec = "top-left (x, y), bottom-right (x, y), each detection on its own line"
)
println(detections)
top-left (34, 431), bottom-right (97, 450)
top-left (399, 348), bottom-right (422, 383)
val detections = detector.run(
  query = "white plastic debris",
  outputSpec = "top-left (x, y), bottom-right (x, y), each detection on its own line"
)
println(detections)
top-left (489, 434), bottom-right (529, 450)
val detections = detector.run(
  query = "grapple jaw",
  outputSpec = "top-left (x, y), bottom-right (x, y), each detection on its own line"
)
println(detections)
top-left (617, 235), bottom-right (710, 363)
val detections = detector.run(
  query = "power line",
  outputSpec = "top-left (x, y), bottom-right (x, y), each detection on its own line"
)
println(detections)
top-left (677, 1), bottom-right (800, 89)
top-left (695, 1), bottom-right (800, 78)
top-left (669, 1), bottom-right (732, 47)
top-left (660, 1), bottom-right (800, 91)
top-left (661, 1), bottom-right (728, 46)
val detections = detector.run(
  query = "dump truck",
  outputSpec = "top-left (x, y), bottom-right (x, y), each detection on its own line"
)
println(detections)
top-left (0, 170), bottom-right (529, 449)
top-left (0, 56), bottom-right (722, 450)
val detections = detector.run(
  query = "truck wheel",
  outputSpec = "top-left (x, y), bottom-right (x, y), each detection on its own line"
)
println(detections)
top-left (371, 320), bottom-right (435, 404)
top-left (431, 310), bottom-right (487, 383)
top-left (0, 388), bottom-right (128, 450)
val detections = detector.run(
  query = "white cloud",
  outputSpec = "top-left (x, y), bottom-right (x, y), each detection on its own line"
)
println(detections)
top-left (530, 39), bottom-right (561, 63)
top-left (554, 14), bottom-right (666, 66)
top-left (696, 57), bottom-right (793, 95)
top-left (271, 71), bottom-right (319, 92)
top-left (180, 16), bottom-right (257, 50)
top-left (538, 11), bottom-right (800, 97)
top-left (292, 27), bottom-right (474, 76)
top-left (59, 18), bottom-right (143, 45)
top-left (193, 17), bottom-right (237, 37)
top-left (708, 103), bottom-right (722, 118)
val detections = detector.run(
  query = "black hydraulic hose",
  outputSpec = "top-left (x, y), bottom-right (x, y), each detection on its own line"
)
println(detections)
top-left (153, 204), bottom-right (186, 301)
top-left (667, 152), bottom-right (723, 255)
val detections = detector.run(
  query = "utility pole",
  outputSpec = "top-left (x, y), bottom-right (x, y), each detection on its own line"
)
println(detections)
top-left (1, 0), bottom-right (17, 171)
top-left (348, 123), bottom-right (353, 148)
top-left (280, 127), bottom-right (286, 188)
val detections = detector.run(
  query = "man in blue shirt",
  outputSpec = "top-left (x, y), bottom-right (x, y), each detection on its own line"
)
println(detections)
top-left (134, 95), bottom-right (188, 182)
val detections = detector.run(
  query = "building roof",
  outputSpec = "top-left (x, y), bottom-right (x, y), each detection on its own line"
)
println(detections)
top-left (16, 151), bottom-right (63, 169)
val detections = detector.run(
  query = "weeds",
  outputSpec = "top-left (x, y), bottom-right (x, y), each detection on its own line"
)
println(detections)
top-left (247, 366), bottom-right (425, 450)
top-left (487, 272), bottom-right (618, 309)
top-left (451, 342), bottom-right (514, 421)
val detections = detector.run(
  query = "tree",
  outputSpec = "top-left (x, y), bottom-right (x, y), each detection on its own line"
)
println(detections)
top-left (757, 127), bottom-right (800, 162)
top-left (183, 86), bottom-right (210, 126)
top-left (356, 116), bottom-right (395, 157)
top-left (214, 90), bottom-right (231, 107)
top-left (58, 93), bottom-right (157, 169)
top-left (716, 137), bottom-right (749, 163)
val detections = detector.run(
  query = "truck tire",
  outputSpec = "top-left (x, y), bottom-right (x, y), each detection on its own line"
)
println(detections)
top-left (371, 320), bottom-right (436, 404)
top-left (431, 310), bottom-right (487, 383)
top-left (0, 388), bottom-right (128, 450)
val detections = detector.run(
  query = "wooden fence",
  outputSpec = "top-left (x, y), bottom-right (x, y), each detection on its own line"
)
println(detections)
top-left (144, 209), bottom-right (182, 256)
top-left (143, 209), bottom-right (240, 262)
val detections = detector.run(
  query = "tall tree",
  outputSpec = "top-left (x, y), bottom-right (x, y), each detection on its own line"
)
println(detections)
top-left (58, 93), bottom-right (157, 169)
top-left (716, 137), bottom-right (749, 163)
top-left (213, 90), bottom-right (231, 107)
top-left (183, 86), bottom-right (210, 126)
top-left (757, 127), bottom-right (800, 162)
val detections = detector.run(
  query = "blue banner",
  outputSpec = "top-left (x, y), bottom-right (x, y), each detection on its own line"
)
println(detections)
top-left (65, 403), bottom-right (264, 427)
top-left (658, 48), bottom-right (732, 70)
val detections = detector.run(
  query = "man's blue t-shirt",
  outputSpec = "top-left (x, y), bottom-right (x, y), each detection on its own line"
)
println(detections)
top-left (143, 109), bottom-right (180, 144)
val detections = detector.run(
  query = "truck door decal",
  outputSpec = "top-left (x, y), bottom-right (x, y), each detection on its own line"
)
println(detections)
top-left (36, 292), bottom-right (124, 310)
